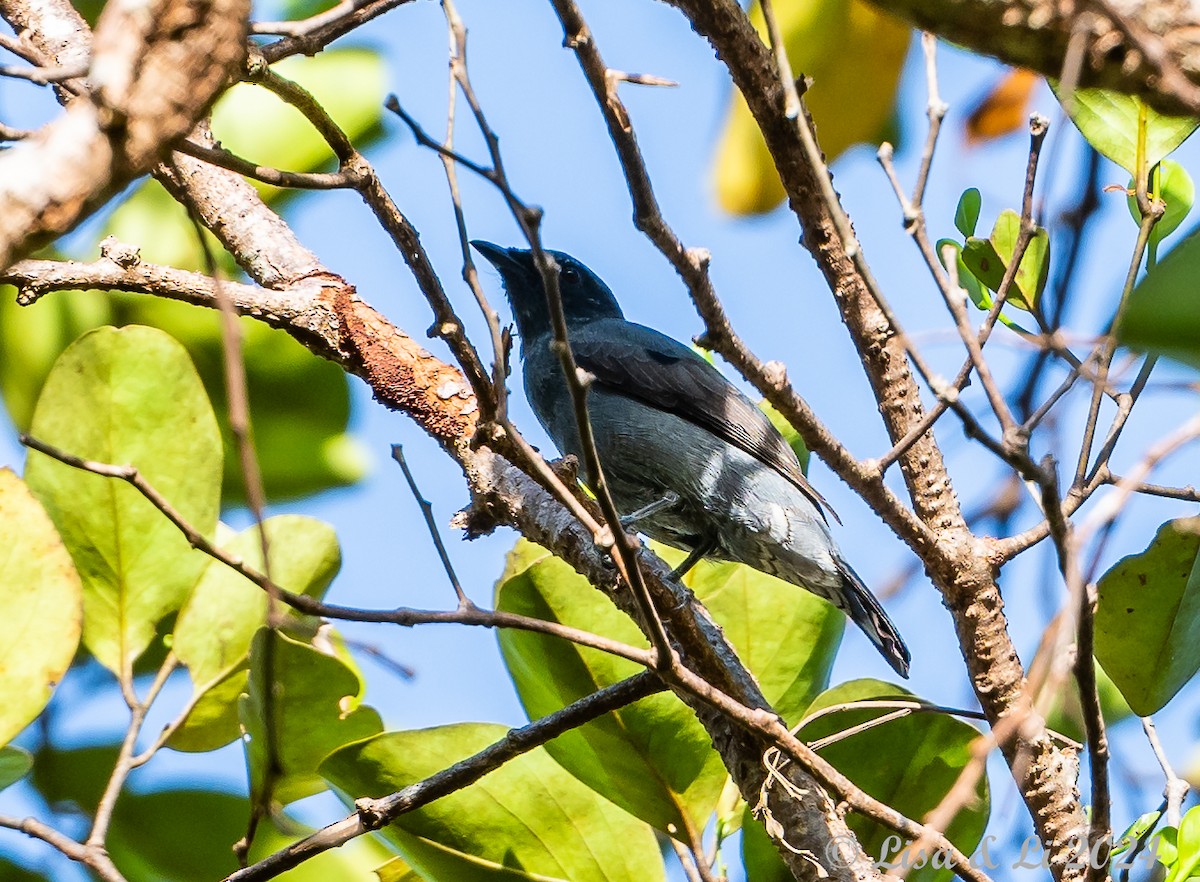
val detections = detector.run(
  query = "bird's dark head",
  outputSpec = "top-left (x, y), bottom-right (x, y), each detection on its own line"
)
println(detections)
top-left (471, 241), bottom-right (623, 348)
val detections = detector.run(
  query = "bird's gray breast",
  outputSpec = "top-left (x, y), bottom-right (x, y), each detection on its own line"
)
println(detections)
top-left (522, 343), bottom-right (840, 589)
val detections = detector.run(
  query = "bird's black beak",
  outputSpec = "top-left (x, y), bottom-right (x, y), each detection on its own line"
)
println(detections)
top-left (470, 240), bottom-right (521, 274)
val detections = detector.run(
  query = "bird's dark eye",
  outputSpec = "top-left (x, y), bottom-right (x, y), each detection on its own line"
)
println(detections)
top-left (561, 265), bottom-right (580, 284)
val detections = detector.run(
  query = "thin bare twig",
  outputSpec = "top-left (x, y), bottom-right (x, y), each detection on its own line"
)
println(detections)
top-left (0, 815), bottom-right (128, 882)
top-left (392, 443), bottom-right (471, 606)
top-left (1143, 717), bottom-right (1188, 828)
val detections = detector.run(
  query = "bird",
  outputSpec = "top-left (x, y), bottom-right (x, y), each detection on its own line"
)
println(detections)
top-left (472, 240), bottom-right (910, 678)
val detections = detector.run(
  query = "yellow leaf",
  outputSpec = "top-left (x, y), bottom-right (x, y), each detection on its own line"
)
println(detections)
top-left (712, 0), bottom-right (911, 215)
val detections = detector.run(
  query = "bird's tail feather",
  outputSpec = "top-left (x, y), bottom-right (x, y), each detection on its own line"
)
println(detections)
top-left (835, 558), bottom-right (911, 678)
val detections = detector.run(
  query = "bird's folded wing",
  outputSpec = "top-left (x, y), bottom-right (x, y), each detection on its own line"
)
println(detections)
top-left (570, 324), bottom-right (837, 524)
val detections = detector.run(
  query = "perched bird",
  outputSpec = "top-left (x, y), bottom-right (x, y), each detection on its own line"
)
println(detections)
top-left (472, 241), bottom-right (910, 677)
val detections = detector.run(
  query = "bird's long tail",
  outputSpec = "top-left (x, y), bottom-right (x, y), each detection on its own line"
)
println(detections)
top-left (835, 558), bottom-right (911, 678)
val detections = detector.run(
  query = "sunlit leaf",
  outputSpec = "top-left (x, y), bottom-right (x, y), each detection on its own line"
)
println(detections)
top-left (495, 541), bottom-right (726, 838)
top-left (175, 516), bottom-right (340, 688)
top-left (0, 286), bottom-right (112, 432)
top-left (1095, 517), bottom-right (1200, 715)
top-left (954, 189), bottom-right (981, 239)
top-left (712, 0), bottom-right (910, 214)
top-left (961, 209), bottom-right (1049, 312)
top-left (0, 745), bottom-right (32, 791)
top-left (1163, 805), bottom-right (1200, 882)
top-left (1125, 159), bottom-right (1195, 246)
top-left (211, 50), bottom-right (386, 201)
top-left (495, 538), bottom-right (841, 839)
top-left (24, 326), bottom-right (222, 676)
top-left (1053, 85), bottom-right (1199, 173)
top-left (322, 723), bottom-right (665, 882)
top-left (129, 298), bottom-right (369, 502)
top-left (0, 469), bottom-right (82, 746)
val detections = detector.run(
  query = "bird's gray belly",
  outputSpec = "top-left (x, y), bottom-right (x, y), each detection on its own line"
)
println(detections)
top-left (532, 386), bottom-right (843, 593)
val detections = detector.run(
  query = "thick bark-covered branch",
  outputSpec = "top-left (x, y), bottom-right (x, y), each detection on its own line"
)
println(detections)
top-left (660, 1), bottom-right (1086, 878)
top-left (0, 0), bottom-right (249, 268)
top-left (867, 0), bottom-right (1200, 116)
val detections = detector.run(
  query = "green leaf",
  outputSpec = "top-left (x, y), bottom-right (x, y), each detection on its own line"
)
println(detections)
top-left (321, 723), bottom-right (665, 882)
top-left (249, 814), bottom-right (398, 882)
top-left (241, 629), bottom-right (383, 805)
top-left (30, 742), bottom-right (120, 813)
top-left (128, 298), bottom-right (369, 502)
top-left (1095, 517), bottom-right (1200, 715)
top-left (1119, 224), bottom-right (1200, 367)
top-left (495, 539), bottom-right (842, 839)
top-left (210, 51), bottom-right (386, 200)
top-left (1165, 805), bottom-right (1200, 882)
top-left (374, 857), bottom-right (423, 882)
top-left (954, 188), bottom-right (981, 238)
top-left (0, 745), bottom-right (32, 791)
top-left (935, 239), bottom-right (987, 312)
top-left (0, 469), bottom-right (82, 745)
top-left (24, 326), bottom-right (221, 677)
top-left (495, 541), bottom-right (727, 839)
top-left (741, 804), bottom-right (794, 882)
top-left (675, 549), bottom-right (843, 725)
top-left (105, 789), bottom-right (246, 882)
top-left (0, 286), bottom-right (112, 431)
top-left (1112, 810), bottom-right (1163, 857)
top-left (167, 663), bottom-right (249, 753)
top-left (1053, 85), bottom-right (1200, 173)
top-left (961, 210), bottom-right (1050, 312)
top-left (0, 857), bottom-right (49, 882)
top-left (760, 402), bottom-right (810, 474)
top-left (175, 516), bottom-right (341, 688)
top-left (1126, 159), bottom-right (1196, 246)
top-left (796, 679), bottom-right (990, 882)
top-left (1157, 825), bottom-right (1179, 869)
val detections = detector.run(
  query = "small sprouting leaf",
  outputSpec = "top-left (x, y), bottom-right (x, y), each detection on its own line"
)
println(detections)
top-left (936, 239), bottom-right (987, 310)
top-left (960, 211), bottom-right (1049, 313)
top-left (0, 470), bottom-right (82, 746)
top-left (321, 723), bottom-right (665, 882)
top-left (1112, 809), bottom-right (1163, 857)
top-left (0, 745), bottom-right (32, 791)
top-left (23, 326), bottom-right (222, 676)
top-left (1095, 517), bottom-right (1200, 715)
top-left (1126, 159), bottom-right (1195, 246)
top-left (1053, 85), bottom-right (1200, 173)
top-left (954, 188), bottom-right (982, 238)
top-left (241, 629), bottom-right (382, 805)
top-left (1164, 805), bottom-right (1200, 882)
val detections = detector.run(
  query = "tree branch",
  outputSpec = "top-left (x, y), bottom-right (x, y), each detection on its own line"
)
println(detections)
top-left (864, 0), bottom-right (1200, 116)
